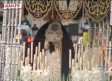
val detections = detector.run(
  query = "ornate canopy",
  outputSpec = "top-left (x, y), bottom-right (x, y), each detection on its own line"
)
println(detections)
top-left (84, 0), bottom-right (110, 23)
top-left (24, 0), bottom-right (110, 23)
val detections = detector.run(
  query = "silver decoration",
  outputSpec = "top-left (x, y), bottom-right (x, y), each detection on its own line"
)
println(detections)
top-left (14, 0), bottom-right (19, 45)
top-left (10, 0), bottom-right (15, 45)
top-left (17, 0), bottom-right (22, 44)
top-left (0, 0), bottom-right (23, 80)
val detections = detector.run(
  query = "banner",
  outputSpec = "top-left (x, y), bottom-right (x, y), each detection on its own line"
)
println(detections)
top-left (54, 0), bottom-right (82, 20)
top-left (59, 0), bottom-right (67, 10)
top-left (69, 1), bottom-right (78, 11)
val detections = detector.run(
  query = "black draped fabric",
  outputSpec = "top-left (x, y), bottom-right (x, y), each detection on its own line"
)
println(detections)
top-left (33, 22), bottom-right (75, 80)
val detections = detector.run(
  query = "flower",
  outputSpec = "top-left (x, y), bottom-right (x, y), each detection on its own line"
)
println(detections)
top-left (20, 65), bottom-right (32, 81)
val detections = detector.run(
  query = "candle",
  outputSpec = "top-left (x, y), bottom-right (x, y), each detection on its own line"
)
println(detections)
top-left (35, 46), bottom-right (38, 55)
top-left (101, 50), bottom-right (103, 66)
top-left (23, 42), bottom-right (25, 63)
top-left (38, 42), bottom-right (41, 55)
top-left (75, 52), bottom-right (77, 62)
top-left (69, 49), bottom-right (72, 69)
top-left (91, 58), bottom-right (93, 67)
top-left (76, 63), bottom-right (78, 70)
top-left (31, 42), bottom-right (33, 63)
top-left (27, 48), bottom-right (30, 63)
top-left (39, 52), bottom-right (42, 69)
top-left (25, 57), bottom-right (28, 66)
top-left (88, 61), bottom-right (89, 70)
top-left (33, 55), bottom-right (36, 70)
top-left (83, 55), bottom-right (85, 70)
top-left (80, 57), bottom-right (82, 70)
top-left (42, 49), bottom-right (45, 68)
top-left (33, 61), bottom-right (36, 71)
top-left (42, 63), bottom-right (43, 70)
top-left (37, 56), bottom-right (39, 69)
top-left (21, 60), bottom-right (23, 69)
top-left (78, 57), bottom-right (80, 70)
top-left (45, 56), bottom-right (47, 68)
top-left (83, 51), bottom-right (85, 60)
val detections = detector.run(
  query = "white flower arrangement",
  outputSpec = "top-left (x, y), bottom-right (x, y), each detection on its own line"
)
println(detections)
top-left (20, 65), bottom-right (51, 81)
top-left (72, 67), bottom-right (102, 81)
top-left (72, 70), bottom-right (81, 81)
top-left (91, 67), bottom-right (101, 81)
top-left (20, 65), bottom-right (32, 81)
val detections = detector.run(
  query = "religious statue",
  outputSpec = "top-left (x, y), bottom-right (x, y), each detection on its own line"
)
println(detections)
top-left (33, 22), bottom-right (75, 80)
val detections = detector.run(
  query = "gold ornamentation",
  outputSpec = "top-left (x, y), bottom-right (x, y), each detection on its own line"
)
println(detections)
top-left (25, 0), bottom-right (52, 20)
top-left (84, 0), bottom-right (110, 23)
top-left (54, 0), bottom-right (82, 21)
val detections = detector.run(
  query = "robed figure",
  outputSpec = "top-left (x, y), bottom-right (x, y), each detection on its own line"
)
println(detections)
top-left (33, 22), bottom-right (75, 80)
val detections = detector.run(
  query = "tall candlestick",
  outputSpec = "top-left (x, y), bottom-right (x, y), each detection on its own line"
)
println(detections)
top-left (69, 49), bottom-right (72, 69)
top-left (45, 56), bottom-right (47, 68)
top-left (80, 57), bottom-right (82, 70)
top-left (38, 42), bottom-right (41, 55)
top-left (33, 55), bottom-right (36, 70)
top-left (42, 49), bottom-right (44, 68)
top-left (93, 54), bottom-right (95, 66)
top-left (78, 57), bottom-right (80, 70)
top-left (39, 52), bottom-right (42, 69)
top-left (76, 63), bottom-right (78, 70)
top-left (91, 58), bottom-right (93, 67)
top-left (21, 60), bottom-right (23, 69)
top-left (42, 63), bottom-right (43, 70)
top-left (35, 46), bottom-right (38, 55)
top-left (88, 61), bottom-right (89, 70)
top-left (33, 61), bottom-right (36, 71)
top-left (31, 42), bottom-right (33, 63)
top-left (25, 57), bottom-right (28, 66)
top-left (27, 48), bottom-right (30, 63)
top-left (37, 56), bottom-right (39, 69)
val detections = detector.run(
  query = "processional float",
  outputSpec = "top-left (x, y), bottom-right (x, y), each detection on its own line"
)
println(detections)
top-left (0, 0), bottom-right (112, 81)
